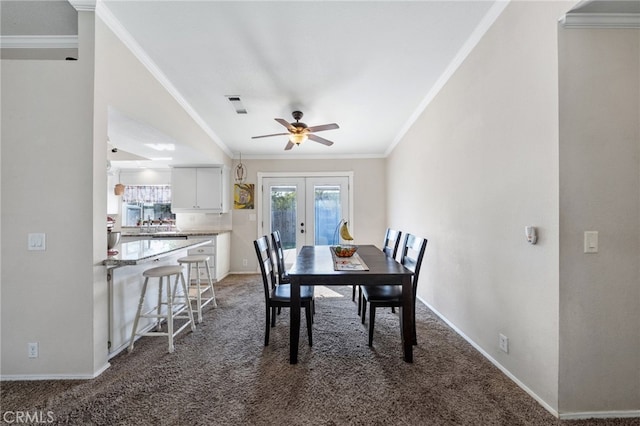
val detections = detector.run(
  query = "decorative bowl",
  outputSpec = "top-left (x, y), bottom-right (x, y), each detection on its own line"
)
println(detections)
top-left (333, 245), bottom-right (358, 258)
top-left (107, 231), bottom-right (121, 250)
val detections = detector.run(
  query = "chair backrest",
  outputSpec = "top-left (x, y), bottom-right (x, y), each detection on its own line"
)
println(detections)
top-left (382, 228), bottom-right (402, 259)
top-left (271, 230), bottom-right (288, 284)
top-left (399, 233), bottom-right (428, 301)
top-left (254, 235), bottom-right (277, 300)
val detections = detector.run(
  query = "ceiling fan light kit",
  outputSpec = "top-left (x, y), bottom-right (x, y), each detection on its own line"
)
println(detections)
top-left (252, 110), bottom-right (339, 150)
top-left (289, 133), bottom-right (308, 145)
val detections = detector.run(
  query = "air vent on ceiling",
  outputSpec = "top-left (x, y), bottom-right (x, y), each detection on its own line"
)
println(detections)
top-left (226, 96), bottom-right (247, 114)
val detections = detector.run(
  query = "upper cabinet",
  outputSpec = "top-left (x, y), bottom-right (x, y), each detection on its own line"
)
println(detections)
top-left (171, 166), bottom-right (229, 213)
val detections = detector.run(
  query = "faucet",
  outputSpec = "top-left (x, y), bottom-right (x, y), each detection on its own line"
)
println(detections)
top-left (147, 216), bottom-right (151, 230)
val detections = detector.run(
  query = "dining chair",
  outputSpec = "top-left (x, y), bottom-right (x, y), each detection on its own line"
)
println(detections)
top-left (271, 230), bottom-right (290, 285)
top-left (354, 228), bottom-right (402, 315)
top-left (272, 230), bottom-right (316, 319)
top-left (360, 233), bottom-right (427, 347)
top-left (382, 228), bottom-right (402, 314)
top-left (382, 228), bottom-right (402, 259)
top-left (254, 235), bottom-right (314, 347)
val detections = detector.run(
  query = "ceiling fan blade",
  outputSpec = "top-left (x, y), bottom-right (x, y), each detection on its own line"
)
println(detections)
top-left (252, 132), bottom-right (290, 139)
top-left (275, 118), bottom-right (296, 132)
top-left (308, 133), bottom-right (334, 146)
top-left (306, 123), bottom-right (339, 133)
top-left (284, 141), bottom-right (295, 150)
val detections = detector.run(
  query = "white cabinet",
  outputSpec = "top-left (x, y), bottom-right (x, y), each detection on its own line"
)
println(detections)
top-left (187, 241), bottom-right (216, 282)
top-left (171, 166), bottom-right (229, 213)
top-left (186, 233), bottom-right (230, 282)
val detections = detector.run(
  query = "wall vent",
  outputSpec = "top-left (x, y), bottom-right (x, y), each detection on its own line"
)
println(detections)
top-left (226, 96), bottom-right (247, 114)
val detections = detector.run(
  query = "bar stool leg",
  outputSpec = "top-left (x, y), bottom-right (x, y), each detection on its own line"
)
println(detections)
top-left (179, 271), bottom-right (196, 331)
top-left (156, 276), bottom-right (164, 331)
top-left (193, 261), bottom-right (203, 323)
top-left (203, 259), bottom-right (217, 308)
top-left (128, 277), bottom-right (149, 353)
top-left (166, 277), bottom-right (175, 353)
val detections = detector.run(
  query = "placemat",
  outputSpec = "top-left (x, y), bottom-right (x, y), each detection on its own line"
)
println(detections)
top-left (331, 249), bottom-right (370, 271)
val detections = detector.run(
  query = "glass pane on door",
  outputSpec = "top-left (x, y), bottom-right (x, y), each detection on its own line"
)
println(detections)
top-left (270, 185), bottom-right (298, 251)
top-left (263, 176), bottom-right (349, 251)
top-left (313, 185), bottom-right (342, 245)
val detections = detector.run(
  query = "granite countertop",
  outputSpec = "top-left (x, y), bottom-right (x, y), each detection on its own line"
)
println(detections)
top-left (120, 228), bottom-right (232, 238)
top-left (103, 238), bottom-right (213, 266)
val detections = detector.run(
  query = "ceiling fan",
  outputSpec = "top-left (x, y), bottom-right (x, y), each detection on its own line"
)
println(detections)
top-left (252, 111), bottom-right (339, 150)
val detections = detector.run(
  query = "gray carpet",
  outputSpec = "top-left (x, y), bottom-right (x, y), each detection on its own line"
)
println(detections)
top-left (1, 275), bottom-right (636, 425)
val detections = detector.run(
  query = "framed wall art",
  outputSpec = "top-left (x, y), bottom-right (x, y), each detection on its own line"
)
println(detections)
top-left (234, 183), bottom-right (254, 209)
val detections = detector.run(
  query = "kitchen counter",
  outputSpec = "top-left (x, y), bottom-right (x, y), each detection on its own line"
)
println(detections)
top-left (120, 228), bottom-right (232, 238)
top-left (103, 238), bottom-right (213, 266)
top-left (105, 237), bottom-right (218, 357)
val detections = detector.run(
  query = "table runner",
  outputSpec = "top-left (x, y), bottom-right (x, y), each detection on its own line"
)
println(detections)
top-left (331, 249), bottom-right (370, 271)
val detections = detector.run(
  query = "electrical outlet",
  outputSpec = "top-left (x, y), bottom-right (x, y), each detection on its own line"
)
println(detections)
top-left (499, 334), bottom-right (509, 353)
top-left (28, 342), bottom-right (39, 358)
top-left (242, 259), bottom-right (248, 266)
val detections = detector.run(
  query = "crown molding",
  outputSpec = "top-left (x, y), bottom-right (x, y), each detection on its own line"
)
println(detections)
top-left (561, 13), bottom-right (640, 28)
top-left (68, 0), bottom-right (97, 12)
top-left (0, 35), bottom-right (78, 49)
top-left (234, 153), bottom-right (386, 161)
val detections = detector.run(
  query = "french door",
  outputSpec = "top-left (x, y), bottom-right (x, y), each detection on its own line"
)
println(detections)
top-left (261, 175), bottom-right (351, 255)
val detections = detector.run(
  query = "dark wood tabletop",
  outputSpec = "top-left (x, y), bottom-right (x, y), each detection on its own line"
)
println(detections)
top-left (287, 245), bottom-right (415, 364)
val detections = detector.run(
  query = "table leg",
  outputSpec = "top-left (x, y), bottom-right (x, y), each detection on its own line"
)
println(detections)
top-left (400, 275), bottom-right (413, 363)
top-left (290, 279), bottom-right (301, 364)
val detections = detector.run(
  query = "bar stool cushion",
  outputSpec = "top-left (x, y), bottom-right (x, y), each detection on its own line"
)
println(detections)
top-left (177, 255), bottom-right (210, 264)
top-left (143, 265), bottom-right (183, 278)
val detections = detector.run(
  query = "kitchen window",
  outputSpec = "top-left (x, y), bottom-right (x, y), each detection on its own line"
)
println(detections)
top-left (121, 185), bottom-right (175, 226)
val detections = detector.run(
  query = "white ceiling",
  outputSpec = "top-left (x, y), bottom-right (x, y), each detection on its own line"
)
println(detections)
top-left (100, 0), bottom-right (504, 164)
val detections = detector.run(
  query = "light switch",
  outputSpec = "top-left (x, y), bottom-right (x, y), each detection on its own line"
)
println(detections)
top-left (28, 233), bottom-right (46, 251)
top-left (584, 231), bottom-right (598, 254)
top-left (249, 214), bottom-right (256, 222)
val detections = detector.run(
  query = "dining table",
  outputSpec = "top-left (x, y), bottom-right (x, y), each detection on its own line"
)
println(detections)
top-left (287, 244), bottom-right (415, 364)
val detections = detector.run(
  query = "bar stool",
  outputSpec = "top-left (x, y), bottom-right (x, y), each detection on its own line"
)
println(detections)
top-left (177, 255), bottom-right (217, 323)
top-left (128, 264), bottom-right (196, 353)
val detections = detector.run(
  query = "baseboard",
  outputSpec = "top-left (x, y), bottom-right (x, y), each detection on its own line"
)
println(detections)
top-left (93, 362), bottom-right (111, 378)
top-left (416, 296), bottom-right (560, 418)
top-left (559, 411), bottom-right (640, 420)
top-left (1, 362), bottom-right (111, 381)
top-left (229, 270), bottom-right (259, 275)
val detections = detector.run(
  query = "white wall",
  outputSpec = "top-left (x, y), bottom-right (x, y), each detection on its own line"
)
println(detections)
top-left (386, 1), bottom-right (575, 413)
top-left (94, 18), bottom-right (231, 169)
top-left (230, 158), bottom-right (386, 273)
top-left (1, 10), bottom-right (108, 378)
top-left (1, 5), bottom-right (235, 378)
top-left (118, 169), bottom-right (171, 185)
top-left (558, 26), bottom-right (640, 414)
